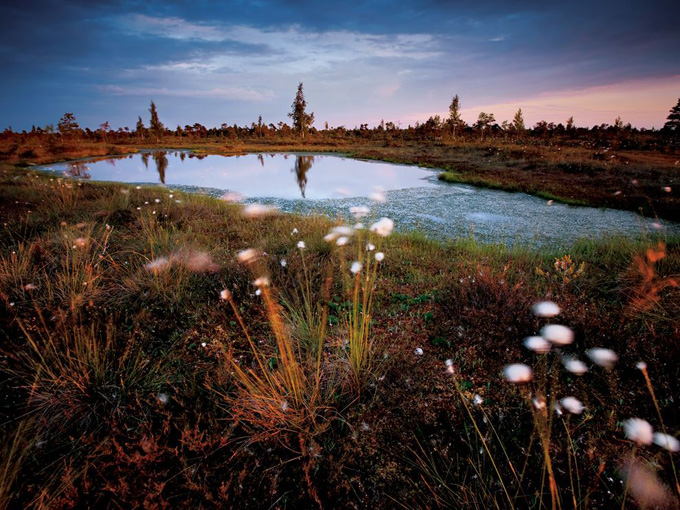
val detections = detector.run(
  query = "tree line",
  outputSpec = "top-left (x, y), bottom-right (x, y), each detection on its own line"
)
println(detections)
top-left (3, 85), bottom-right (679, 147)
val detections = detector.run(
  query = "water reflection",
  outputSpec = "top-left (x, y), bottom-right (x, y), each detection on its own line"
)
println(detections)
top-left (152, 151), bottom-right (168, 184)
top-left (292, 155), bottom-right (315, 198)
top-left (141, 152), bottom-right (150, 169)
top-left (66, 161), bottom-right (90, 178)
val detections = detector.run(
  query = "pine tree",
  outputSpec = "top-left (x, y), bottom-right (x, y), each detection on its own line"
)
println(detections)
top-left (512, 108), bottom-right (525, 132)
top-left (663, 98), bottom-right (680, 132)
top-left (288, 83), bottom-right (314, 139)
top-left (149, 101), bottom-right (165, 142)
top-left (136, 116), bottom-right (146, 141)
top-left (448, 94), bottom-right (463, 137)
top-left (58, 113), bottom-right (79, 137)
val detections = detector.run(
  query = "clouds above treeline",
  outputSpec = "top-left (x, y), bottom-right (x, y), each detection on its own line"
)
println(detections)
top-left (1, 0), bottom-right (679, 130)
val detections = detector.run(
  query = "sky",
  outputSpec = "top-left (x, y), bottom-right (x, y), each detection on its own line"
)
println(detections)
top-left (1, 0), bottom-right (679, 132)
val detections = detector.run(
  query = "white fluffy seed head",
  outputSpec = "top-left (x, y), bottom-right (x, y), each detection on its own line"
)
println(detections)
top-left (636, 361), bottom-right (647, 371)
top-left (242, 203), bottom-right (278, 218)
top-left (237, 248), bottom-right (258, 264)
top-left (336, 236), bottom-right (349, 246)
top-left (370, 217), bottom-right (394, 237)
top-left (653, 433), bottom-right (680, 452)
top-left (350, 261), bottom-right (362, 274)
top-left (253, 277), bottom-right (270, 287)
top-left (563, 357), bottom-right (588, 375)
top-left (350, 205), bottom-right (370, 219)
top-left (366, 243), bottom-right (375, 251)
top-left (624, 418), bottom-right (654, 445)
top-left (297, 241), bottom-right (306, 249)
top-left (540, 324), bottom-right (574, 345)
top-left (586, 348), bottom-right (618, 368)
top-left (370, 191), bottom-right (386, 203)
top-left (533, 301), bottom-right (561, 317)
top-left (220, 289), bottom-right (231, 301)
top-left (375, 252), bottom-right (385, 262)
top-left (144, 257), bottom-right (171, 272)
top-left (503, 364), bottom-right (533, 383)
top-left (414, 347), bottom-right (423, 356)
top-left (560, 397), bottom-right (585, 414)
top-left (523, 336), bottom-right (551, 354)
top-left (332, 225), bottom-right (354, 236)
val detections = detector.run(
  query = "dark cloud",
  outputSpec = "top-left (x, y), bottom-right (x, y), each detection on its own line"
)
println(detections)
top-left (1, 0), bottom-right (678, 130)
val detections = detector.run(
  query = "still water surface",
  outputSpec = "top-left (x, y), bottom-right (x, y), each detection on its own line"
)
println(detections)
top-left (41, 151), bottom-right (679, 246)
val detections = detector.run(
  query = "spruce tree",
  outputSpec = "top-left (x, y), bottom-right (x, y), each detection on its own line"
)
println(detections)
top-left (288, 83), bottom-right (314, 139)
top-left (136, 116), bottom-right (146, 141)
top-left (664, 98), bottom-right (680, 132)
top-left (448, 94), bottom-right (463, 137)
top-left (512, 108), bottom-right (525, 132)
top-left (149, 101), bottom-right (165, 142)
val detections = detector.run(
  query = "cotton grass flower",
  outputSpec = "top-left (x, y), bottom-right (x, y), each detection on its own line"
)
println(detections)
top-left (540, 324), bottom-right (574, 345)
top-left (636, 361), bottom-right (647, 371)
top-left (503, 364), bottom-right (533, 383)
top-left (145, 257), bottom-right (171, 273)
top-left (532, 301), bottom-right (561, 317)
top-left (623, 418), bottom-right (654, 445)
top-left (336, 236), bottom-right (348, 246)
top-left (653, 433), bottom-right (680, 452)
top-left (586, 348), bottom-right (618, 368)
top-left (533, 396), bottom-right (547, 410)
top-left (280, 259), bottom-right (287, 267)
top-left (621, 459), bottom-right (674, 509)
top-left (237, 248), bottom-right (258, 264)
top-left (473, 394), bottom-right (483, 406)
top-left (350, 205), bottom-right (370, 219)
top-left (219, 192), bottom-right (244, 202)
top-left (291, 227), bottom-right (298, 235)
top-left (375, 252), bottom-right (385, 262)
top-left (370, 217), bottom-right (394, 237)
top-left (366, 243), bottom-right (375, 251)
top-left (350, 261), bottom-right (362, 274)
top-left (253, 277), bottom-right (270, 287)
top-left (563, 357), bottom-right (588, 375)
top-left (242, 203), bottom-right (278, 218)
top-left (220, 289), bottom-right (231, 301)
top-left (370, 191), bottom-right (386, 203)
top-left (331, 225), bottom-right (354, 236)
top-left (560, 397), bottom-right (585, 414)
top-left (174, 249), bottom-right (218, 272)
top-left (414, 347), bottom-right (423, 356)
top-left (297, 241), bottom-right (306, 249)
top-left (324, 233), bottom-right (338, 242)
top-left (523, 336), bottom-right (551, 354)
top-left (24, 283), bottom-right (37, 291)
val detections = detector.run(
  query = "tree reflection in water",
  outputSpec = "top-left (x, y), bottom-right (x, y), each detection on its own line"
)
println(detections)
top-left (293, 155), bottom-right (315, 198)
top-left (152, 151), bottom-right (168, 184)
top-left (66, 161), bottom-right (90, 178)
top-left (141, 152), bottom-right (150, 169)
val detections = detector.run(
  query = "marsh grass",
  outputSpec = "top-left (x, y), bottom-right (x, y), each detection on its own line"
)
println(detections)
top-left (0, 162), bottom-right (678, 508)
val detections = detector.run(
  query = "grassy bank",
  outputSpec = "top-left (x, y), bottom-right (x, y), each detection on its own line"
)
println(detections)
top-left (1, 160), bottom-right (679, 508)
top-left (2, 136), bottom-right (679, 221)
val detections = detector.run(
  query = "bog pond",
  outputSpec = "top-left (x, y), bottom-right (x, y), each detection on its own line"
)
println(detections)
top-left (40, 151), bottom-right (679, 246)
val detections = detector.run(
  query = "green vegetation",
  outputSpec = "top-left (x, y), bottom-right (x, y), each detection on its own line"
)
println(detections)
top-left (0, 158), bottom-right (678, 508)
